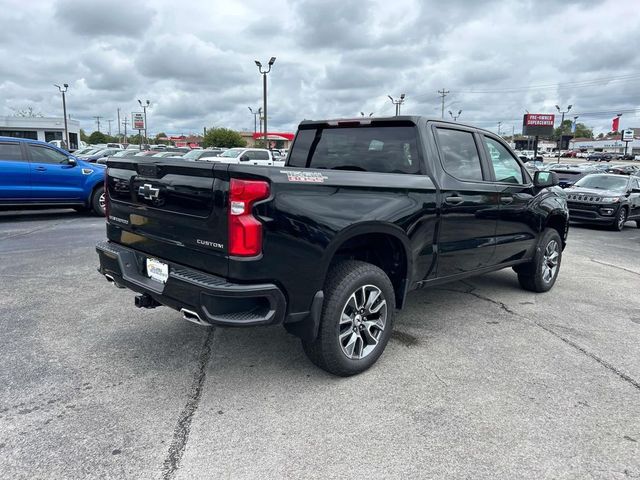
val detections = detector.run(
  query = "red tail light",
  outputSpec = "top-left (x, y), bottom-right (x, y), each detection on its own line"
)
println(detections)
top-left (228, 179), bottom-right (270, 256)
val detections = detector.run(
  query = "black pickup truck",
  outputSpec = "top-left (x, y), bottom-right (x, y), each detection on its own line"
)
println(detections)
top-left (97, 117), bottom-right (568, 376)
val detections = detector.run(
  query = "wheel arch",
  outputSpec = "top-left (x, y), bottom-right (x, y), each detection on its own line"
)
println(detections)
top-left (544, 210), bottom-right (569, 247)
top-left (321, 222), bottom-right (413, 309)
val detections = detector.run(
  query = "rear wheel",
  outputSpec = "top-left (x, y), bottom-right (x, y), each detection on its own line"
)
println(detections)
top-left (302, 260), bottom-right (395, 376)
top-left (517, 228), bottom-right (562, 293)
top-left (91, 186), bottom-right (106, 216)
top-left (611, 207), bottom-right (627, 231)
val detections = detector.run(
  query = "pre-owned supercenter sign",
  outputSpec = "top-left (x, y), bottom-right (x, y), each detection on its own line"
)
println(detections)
top-left (522, 113), bottom-right (555, 136)
top-left (132, 112), bottom-right (145, 130)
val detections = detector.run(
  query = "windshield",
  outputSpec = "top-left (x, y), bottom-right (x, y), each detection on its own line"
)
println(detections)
top-left (182, 150), bottom-right (205, 160)
top-left (574, 175), bottom-right (628, 192)
top-left (219, 148), bottom-right (243, 158)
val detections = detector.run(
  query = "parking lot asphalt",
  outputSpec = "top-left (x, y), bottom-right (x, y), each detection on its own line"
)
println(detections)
top-left (1, 209), bottom-right (639, 479)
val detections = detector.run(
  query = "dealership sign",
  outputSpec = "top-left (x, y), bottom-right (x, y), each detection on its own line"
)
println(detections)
top-left (522, 114), bottom-right (555, 136)
top-left (132, 112), bottom-right (145, 130)
top-left (622, 129), bottom-right (634, 142)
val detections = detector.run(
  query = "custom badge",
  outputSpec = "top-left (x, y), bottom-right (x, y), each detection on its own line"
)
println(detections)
top-left (281, 170), bottom-right (328, 183)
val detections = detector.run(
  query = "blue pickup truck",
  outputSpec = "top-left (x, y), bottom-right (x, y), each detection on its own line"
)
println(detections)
top-left (0, 136), bottom-right (106, 215)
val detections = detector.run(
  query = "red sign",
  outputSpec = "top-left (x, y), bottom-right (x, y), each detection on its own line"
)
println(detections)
top-left (524, 114), bottom-right (555, 126)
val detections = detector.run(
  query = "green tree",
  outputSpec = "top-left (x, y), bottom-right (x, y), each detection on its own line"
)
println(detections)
top-left (203, 127), bottom-right (246, 148)
top-left (155, 132), bottom-right (169, 144)
top-left (88, 131), bottom-right (108, 144)
top-left (127, 134), bottom-right (143, 145)
top-left (80, 129), bottom-right (89, 143)
top-left (552, 120), bottom-right (593, 140)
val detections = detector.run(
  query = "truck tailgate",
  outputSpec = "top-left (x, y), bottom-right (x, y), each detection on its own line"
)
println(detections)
top-left (105, 158), bottom-right (230, 277)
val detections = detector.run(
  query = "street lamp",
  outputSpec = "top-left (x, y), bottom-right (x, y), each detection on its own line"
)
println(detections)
top-left (138, 99), bottom-right (150, 145)
top-left (449, 109), bottom-right (462, 121)
top-left (255, 56), bottom-right (276, 148)
top-left (248, 106), bottom-right (262, 135)
top-left (54, 83), bottom-right (69, 149)
top-left (388, 94), bottom-right (406, 116)
top-left (360, 112), bottom-right (373, 117)
top-left (555, 104), bottom-right (572, 163)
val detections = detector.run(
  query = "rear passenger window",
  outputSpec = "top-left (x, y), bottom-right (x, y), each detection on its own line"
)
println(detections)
top-left (0, 143), bottom-right (23, 161)
top-left (435, 128), bottom-right (484, 181)
top-left (287, 126), bottom-right (420, 174)
top-left (254, 151), bottom-right (269, 160)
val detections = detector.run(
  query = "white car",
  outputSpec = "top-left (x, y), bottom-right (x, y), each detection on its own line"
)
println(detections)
top-left (213, 148), bottom-right (284, 167)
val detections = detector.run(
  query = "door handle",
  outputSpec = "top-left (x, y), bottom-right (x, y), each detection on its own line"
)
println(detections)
top-left (501, 196), bottom-right (514, 205)
top-left (444, 195), bottom-right (464, 205)
top-left (35, 166), bottom-right (47, 171)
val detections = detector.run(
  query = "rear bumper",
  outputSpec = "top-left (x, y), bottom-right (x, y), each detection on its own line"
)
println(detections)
top-left (96, 241), bottom-right (286, 327)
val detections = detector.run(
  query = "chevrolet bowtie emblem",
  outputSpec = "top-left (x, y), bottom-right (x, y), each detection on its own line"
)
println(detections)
top-left (138, 183), bottom-right (160, 200)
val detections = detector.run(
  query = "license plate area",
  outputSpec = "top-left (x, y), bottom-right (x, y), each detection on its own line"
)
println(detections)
top-left (146, 258), bottom-right (169, 283)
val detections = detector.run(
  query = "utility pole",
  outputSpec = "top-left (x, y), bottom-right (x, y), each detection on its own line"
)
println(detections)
top-left (555, 104), bottom-right (572, 163)
top-left (107, 119), bottom-right (113, 136)
top-left (121, 118), bottom-right (129, 143)
top-left (117, 108), bottom-right (121, 140)
top-left (438, 88), bottom-right (449, 119)
top-left (387, 94), bottom-right (406, 116)
top-left (94, 116), bottom-right (102, 133)
top-left (54, 84), bottom-right (69, 149)
top-left (497, 122), bottom-right (502, 136)
top-left (255, 57), bottom-right (276, 148)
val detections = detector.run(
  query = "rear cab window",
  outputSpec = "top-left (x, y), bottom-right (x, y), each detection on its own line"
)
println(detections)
top-left (288, 123), bottom-right (421, 174)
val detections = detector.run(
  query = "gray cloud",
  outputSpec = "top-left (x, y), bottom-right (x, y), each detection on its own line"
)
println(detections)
top-left (0, 0), bottom-right (637, 136)
top-left (54, 0), bottom-right (156, 37)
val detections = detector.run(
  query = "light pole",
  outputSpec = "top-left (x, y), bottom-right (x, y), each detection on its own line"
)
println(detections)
top-left (449, 109), bottom-right (462, 121)
top-left (360, 112), bottom-right (373, 117)
top-left (255, 57), bottom-right (276, 148)
top-left (248, 106), bottom-right (262, 134)
top-left (54, 84), bottom-right (69, 149)
top-left (388, 94), bottom-right (405, 116)
top-left (138, 99), bottom-right (150, 145)
top-left (497, 121), bottom-right (502, 136)
top-left (555, 104), bottom-right (572, 163)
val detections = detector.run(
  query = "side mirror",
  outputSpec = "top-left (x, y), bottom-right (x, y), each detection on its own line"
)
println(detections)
top-left (240, 154), bottom-right (250, 162)
top-left (534, 170), bottom-right (559, 188)
top-left (632, 187), bottom-right (640, 194)
top-left (67, 156), bottom-right (77, 166)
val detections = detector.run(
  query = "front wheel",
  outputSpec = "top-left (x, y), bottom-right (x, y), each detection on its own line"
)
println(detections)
top-left (302, 260), bottom-right (395, 376)
top-left (610, 207), bottom-right (627, 231)
top-left (517, 228), bottom-right (562, 293)
top-left (91, 186), bottom-right (106, 216)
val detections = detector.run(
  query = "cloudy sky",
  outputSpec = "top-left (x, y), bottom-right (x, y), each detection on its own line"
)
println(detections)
top-left (0, 0), bottom-right (639, 137)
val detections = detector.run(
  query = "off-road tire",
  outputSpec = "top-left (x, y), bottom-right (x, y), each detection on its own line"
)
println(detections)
top-left (91, 186), bottom-right (106, 216)
top-left (302, 260), bottom-right (395, 376)
top-left (517, 228), bottom-right (562, 293)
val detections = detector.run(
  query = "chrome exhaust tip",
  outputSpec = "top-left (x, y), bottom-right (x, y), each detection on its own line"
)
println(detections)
top-left (180, 308), bottom-right (211, 326)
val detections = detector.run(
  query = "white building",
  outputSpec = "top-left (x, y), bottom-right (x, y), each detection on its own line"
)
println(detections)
top-left (569, 137), bottom-right (640, 156)
top-left (0, 116), bottom-right (81, 150)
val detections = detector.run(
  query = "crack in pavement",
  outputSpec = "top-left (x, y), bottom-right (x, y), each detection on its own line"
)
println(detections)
top-left (535, 322), bottom-right (640, 392)
top-left (590, 258), bottom-right (640, 276)
top-left (450, 281), bottom-right (640, 393)
top-left (161, 328), bottom-right (215, 480)
top-left (0, 217), bottom-right (81, 241)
